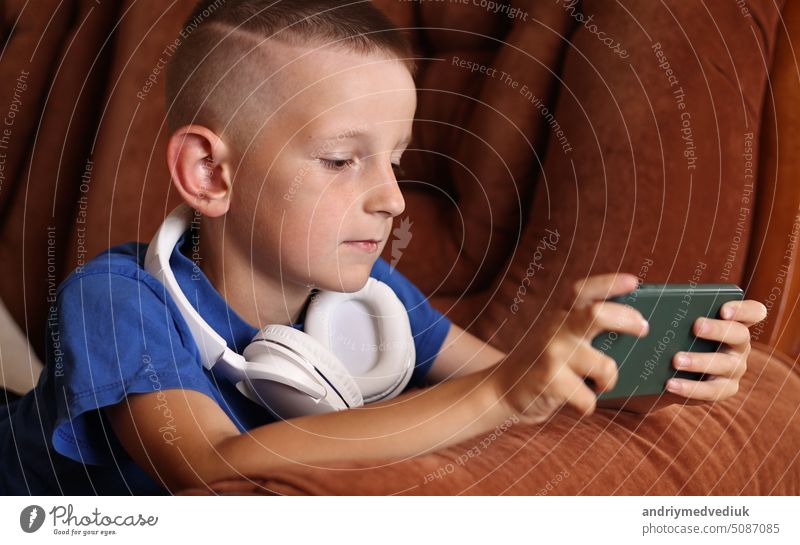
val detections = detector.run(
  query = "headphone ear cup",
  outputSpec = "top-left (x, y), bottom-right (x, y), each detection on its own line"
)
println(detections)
top-left (305, 278), bottom-right (415, 403)
top-left (247, 324), bottom-right (364, 410)
top-left (237, 341), bottom-right (348, 421)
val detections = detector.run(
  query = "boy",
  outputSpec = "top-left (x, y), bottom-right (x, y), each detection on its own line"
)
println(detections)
top-left (0, 0), bottom-right (766, 495)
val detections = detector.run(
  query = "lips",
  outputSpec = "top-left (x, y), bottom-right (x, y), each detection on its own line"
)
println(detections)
top-left (343, 239), bottom-right (381, 252)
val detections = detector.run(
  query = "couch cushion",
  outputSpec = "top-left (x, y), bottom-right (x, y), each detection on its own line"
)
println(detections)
top-left (416, 0), bottom-right (786, 354)
top-left (179, 343), bottom-right (800, 495)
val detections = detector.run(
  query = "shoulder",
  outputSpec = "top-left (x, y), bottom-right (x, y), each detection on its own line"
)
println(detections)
top-left (56, 241), bottom-right (162, 302)
top-left (369, 256), bottom-right (421, 299)
top-left (49, 242), bottom-right (203, 395)
top-left (369, 256), bottom-right (451, 332)
top-left (72, 240), bottom-right (145, 276)
top-left (52, 241), bottom-right (191, 347)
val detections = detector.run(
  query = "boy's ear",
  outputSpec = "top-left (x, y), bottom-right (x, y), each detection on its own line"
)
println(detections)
top-left (166, 125), bottom-right (233, 217)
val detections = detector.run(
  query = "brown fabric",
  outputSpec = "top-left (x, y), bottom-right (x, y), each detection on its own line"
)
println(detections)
top-left (0, 1), bottom-right (791, 354)
top-left (0, 1), bottom-right (798, 495)
top-left (744, 0), bottom-right (800, 362)
top-left (377, 0), bottom-right (576, 296)
top-left (412, 0), bottom-right (788, 353)
top-left (180, 344), bottom-right (800, 495)
top-left (0, 0), bottom-right (120, 354)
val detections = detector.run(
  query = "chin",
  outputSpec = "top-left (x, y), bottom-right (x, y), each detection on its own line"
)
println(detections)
top-left (317, 262), bottom-right (374, 293)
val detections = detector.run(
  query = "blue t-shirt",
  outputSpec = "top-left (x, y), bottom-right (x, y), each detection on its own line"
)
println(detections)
top-left (0, 230), bottom-right (451, 495)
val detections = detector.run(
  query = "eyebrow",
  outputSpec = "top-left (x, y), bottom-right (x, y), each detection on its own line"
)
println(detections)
top-left (311, 127), bottom-right (412, 146)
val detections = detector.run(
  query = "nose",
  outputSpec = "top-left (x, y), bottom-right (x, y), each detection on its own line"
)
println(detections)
top-left (364, 161), bottom-right (406, 217)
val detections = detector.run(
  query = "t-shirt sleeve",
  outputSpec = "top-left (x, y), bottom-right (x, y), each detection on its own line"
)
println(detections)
top-left (49, 272), bottom-right (217, 466)
top-left (370, 258), bottom-right (452, 388)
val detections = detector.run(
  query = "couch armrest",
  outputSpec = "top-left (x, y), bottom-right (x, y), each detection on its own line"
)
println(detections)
top-left (746, 0), bottom-right (800, 363)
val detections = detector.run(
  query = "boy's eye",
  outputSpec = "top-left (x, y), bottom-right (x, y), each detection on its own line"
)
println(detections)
top-left (320, 158), bottom-right (354, 170)
top-left (320, 158), bottom-right (405, 177)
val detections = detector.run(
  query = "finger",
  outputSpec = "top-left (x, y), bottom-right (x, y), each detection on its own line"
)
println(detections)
top-left (673, 350), bottom-right (746, 379)
top-left (572, 273), bottom-right (639, 307)
top-left (567, 342), bottom-right (619, 393)
top-left (693, 317), bottom-right (751, 347)
top-left (720, 299), bottom-right (768, 326)
top-left (555, 366), bottom-right (599, 417)
top-left (665, 375), bottom-right (739, 401)
top-left (574, 301), bottom-right (649, 340)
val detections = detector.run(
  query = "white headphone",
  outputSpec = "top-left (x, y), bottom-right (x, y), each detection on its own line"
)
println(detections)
top-left (144, 203), bottom-right (416, 420)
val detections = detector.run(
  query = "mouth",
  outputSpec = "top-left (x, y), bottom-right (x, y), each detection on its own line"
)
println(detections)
top-left (342, 239), bottom-right (382, 253)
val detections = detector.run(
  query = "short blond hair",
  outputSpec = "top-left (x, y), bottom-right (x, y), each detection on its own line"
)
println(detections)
top-left (165, 0), bottom-right (418, 136)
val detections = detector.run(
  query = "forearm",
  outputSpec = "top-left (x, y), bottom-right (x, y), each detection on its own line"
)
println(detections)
top-left (206, 366), bottom-right (510, 483)
top-left (424, 324), bottom-right (507, 384)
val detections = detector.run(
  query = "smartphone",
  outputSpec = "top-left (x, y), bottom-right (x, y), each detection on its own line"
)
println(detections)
top-left (585, 283), bottom-right (744, 400)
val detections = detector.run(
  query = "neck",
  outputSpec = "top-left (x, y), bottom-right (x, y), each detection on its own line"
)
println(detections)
top-left (196, 217), bottom-right (312, 328)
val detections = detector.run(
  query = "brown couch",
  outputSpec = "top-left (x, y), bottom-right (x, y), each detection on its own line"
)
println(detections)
top-left (1, 0), bottom-right (798, 494)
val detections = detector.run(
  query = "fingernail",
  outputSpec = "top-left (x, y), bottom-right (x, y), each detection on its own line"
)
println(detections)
top-left (697, 319), bottom-right (707, 334)
top-left (675, 354), bottom-right (690, 369)
top-left (667, 379), bottom-right (682, 393)
top-left (721, 307), bottom-right (733, 319)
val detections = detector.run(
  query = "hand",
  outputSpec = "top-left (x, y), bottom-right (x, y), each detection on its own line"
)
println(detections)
top-left (492, 273), bottom-right (649, 424)
top-left (665, 299), bottom-right (768, 402)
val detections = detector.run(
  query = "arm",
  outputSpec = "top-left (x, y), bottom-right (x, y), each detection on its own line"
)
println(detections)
top-left (106, 274), bottom-right (671, 493)
top-left (104, 364), bottom-right (509, 492)
top-left (424, 324), bottom-right (506, 384)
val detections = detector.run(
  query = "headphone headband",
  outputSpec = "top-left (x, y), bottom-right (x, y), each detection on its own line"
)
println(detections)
top-left (144, 203), bottom-right (416, 417)
top-left (144, 203), bottom-right (246, 380)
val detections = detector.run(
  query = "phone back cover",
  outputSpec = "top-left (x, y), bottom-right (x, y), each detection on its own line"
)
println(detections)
top-left (590, 284), bottom-right (743, 400)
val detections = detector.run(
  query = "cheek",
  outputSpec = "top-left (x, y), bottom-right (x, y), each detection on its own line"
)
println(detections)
top-left (259, 164), bottom-right (360, 250)
top-left (292, 184), bottom-right (355, 236)
top-left (278, 197), bottom-right (346, 254)
top-left (307, 210), bottom-right (349, 253)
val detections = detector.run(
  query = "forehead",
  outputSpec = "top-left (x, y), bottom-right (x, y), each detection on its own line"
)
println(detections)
top-left (268, 42), bottom-right (417, 138)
